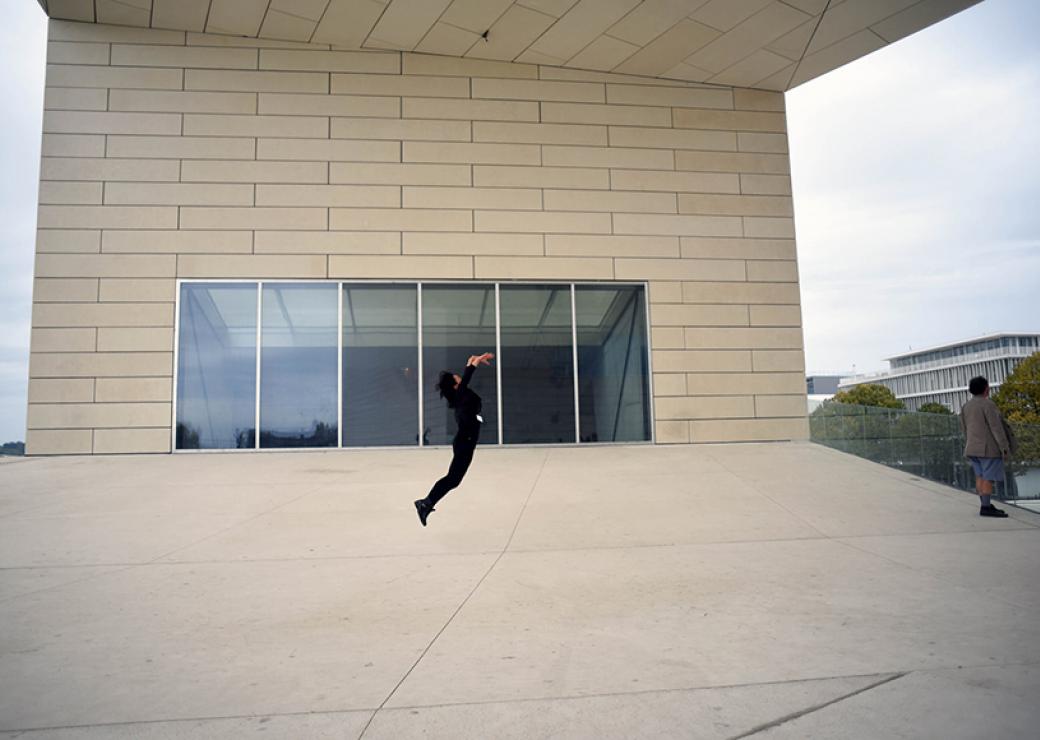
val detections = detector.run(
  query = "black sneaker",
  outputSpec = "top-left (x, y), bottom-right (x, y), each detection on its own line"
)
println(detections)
top-left (980, 505), bottom-right (1009, 518)
top-left (414, 499), bottom-right (434, 527)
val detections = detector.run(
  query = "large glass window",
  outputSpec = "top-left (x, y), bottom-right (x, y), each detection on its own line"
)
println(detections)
top-left (576, 285), bottom-right (651, 443)
top-left (342, 284), bottom-right (418, 446)
top-left (260, 283), bottom-right (338, 448)
top-left (176, 283), bottom-right (257, 449)
top-left (421, 285), bottom-right (499, 445)
top-left (500, 284), bottom-right (575, 444)
top-left (175, 281), bottom-right (651, 450)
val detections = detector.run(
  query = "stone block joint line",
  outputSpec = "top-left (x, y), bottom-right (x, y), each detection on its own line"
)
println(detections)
top-left (355, 450), bottom-right (551, 739)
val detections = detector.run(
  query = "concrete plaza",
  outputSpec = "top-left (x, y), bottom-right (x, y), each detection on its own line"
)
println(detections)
top-left (1, 442), bottom-right (1038, 738)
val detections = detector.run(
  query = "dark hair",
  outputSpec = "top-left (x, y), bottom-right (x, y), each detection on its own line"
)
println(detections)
top-left (436, 371), bottom-right (457, 406)
top-left (968, 376), bottom-right (989, 396)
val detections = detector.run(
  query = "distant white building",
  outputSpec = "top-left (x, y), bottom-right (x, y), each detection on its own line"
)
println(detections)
top-left (839, 333), bottom-right (1040, 412)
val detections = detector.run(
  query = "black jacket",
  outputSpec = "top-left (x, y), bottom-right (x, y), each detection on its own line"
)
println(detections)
top-left (452, 364), bottom-right (482, 434)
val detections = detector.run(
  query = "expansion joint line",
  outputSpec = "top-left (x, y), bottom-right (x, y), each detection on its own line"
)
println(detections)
top-left (726, 672), bottom-right (907, 740)
top-left (356, 451), bottom-right (551, 739)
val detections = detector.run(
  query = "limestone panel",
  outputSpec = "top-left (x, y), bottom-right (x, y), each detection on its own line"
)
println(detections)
top-left (256, 185), bottom-right (400, 208)
top-left (673, 108), bottom-right (786, 133)
top-left (655, 395), bottom-right (756, 420)
top-left (99, 279), bottom-right (177, 302)
top-left (259, 49), bottom-right (399, 73)
top-left (681, 372), bottom-right (806, 396)
top-left (29, 328), bottom-right (97, 353)
top-left (38, 206), bottom-right (178, 230)
top-left (95, 377), bottom-right (173, 403)
top-left (648, 281), bottom-right (683, 304)
top-left (41, 134), bottom-right (105, 158)
top-left (35, 254), bottom-right (176, 278)
top-left (652, 350), bottom-right (752, 373)
top-left (111, 43), bottom-right (257, 69)
top-left (97, 327), bottom-right (175, 352)
top-left (37, 230), bottom-right (101, 254)
top-left (737, 132), bottom-right (788, 154)
top-left (609, 127), bottom-right (736, 151)
top-left (472, 78), bottom-right (605, 103)
top-left (651, 373), bottom-right (686, 397)
top-left (650, 327), bottom-right (684, 350)
top-left (681, 237), bottom-right (796, 261)
top-left (404, 142), bottom-right (541, 166)
top-left (611, 170), bottom-right (740, 194)
top-left (46, 64), bottom-right (183, 90)
top-left (654, 420), bottom-right (689, 444)
top-left (744, 217), bottom-right (796, 239)
top-left (43, 111), bottom-right (182, 136)
top-left (690, 417), bottom-right (808, 442)
top-left (474, 211), bottom-right (612, 235)
top-left (473, 166), bottom-right (608, 190)
top-left (107, 136), bottom-right (255, 160)
top-left (32, 302), bottom-right (173, 328)
top-left (605, 84), bottom-right (733, 109)
top-left (740, 174), bottom-right (793, 195)
top-left (746, 260), bottom-right (799, 282)
top-left (102, 231), bottom-right (253, 254)
top-left (542, 102), bottom-right (670, 127)
top-left (26, 429), bottom-right (93, 455)
top-left (542, 146), bottom-right (673, 170)
top-left (330, 209), bottom-right (472, 232)
top-left (254, 231), bottom-right (401, 255)
top-left (39, 182), bottom-right (102, 204)
top-left (749, 305), bottom-right (803, 327)
top-left (328, 255), bottom-right (473, 279)
top-left (28, 378), bottom-right (95, 403)
top-left (33, 278), bottom-right (99, 302)
top-left (109, 90), bottom-right (257, 114)
top-left (404, 233), bottom-right (544, 256)
top-left (680, 194), bottom-right (793, 218)
top-left (29, 352), bottom-right (172, 378)
top-left (544, 190), bottom-right (676, 214)
top-left (403, 187), bottom-right (542, 211)
top-left (184, 114), bottom-right (329, 138)
top-left (613, 214), bottom-right (743, 238)
top-left (93, 427), bottom-right (173, 454)
top-left (684, 328), bottom-right (803, 350)
top-left (682, 281), bottom-right (801, 305)
top-left (258, 138), bottom-right (400, 162)
top-left (650, 304), bottom-right (749, 327)
top-left (546, 235), bottom-right (679, 258)
top-left (473, 256), bottom-right (613, 280)
top-left (44, 87), bottom-right (108, 111)
top-left (755, 395), bottom-right (808, 418)
top-left (676, 150), bottom-right (790, 174)
top-left (473, 122), bottom-right (607, 146)
top-left (177, 254), bottom-right (327, 278)
top-left (615, 258), bottom-right (744, 281)
top-left (403, 98), bottom-right (539, 122)
top-left (47, 41), bottom-right (110, 66)
top-left (179, 208), bottom-right (328, 230)
top-left (733, 89), bottom-right (785, 112)
top-left (185, 69), bottom-right (328, 93)
top-left (104, 183), bottom-right (254, 207)
top-left (752, 350), bottom-right (806, 372)
top-left (332, 118), bottom-right (471, 142)
top-left (401, 54), bottom-right (538, 79)
top-left (28, 402), bottom-right (171, 430)
top-left (41, 157), bottom-right (181, 181)
top-left (330, 163), bottom-right (471, 186)
top-left (258, 93), bottom-right (399, 118)
top-left (331, 73), bottom-right (469, 97)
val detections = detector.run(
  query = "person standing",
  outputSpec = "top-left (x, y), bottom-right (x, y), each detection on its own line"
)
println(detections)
top-left (415, 352), bottom-right (494, 526)
top-left (961, 375), bottom-right (1016, 518)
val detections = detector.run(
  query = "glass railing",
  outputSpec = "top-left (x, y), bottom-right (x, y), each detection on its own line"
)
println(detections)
top-left (809, 402), bottom-right (1040, 505)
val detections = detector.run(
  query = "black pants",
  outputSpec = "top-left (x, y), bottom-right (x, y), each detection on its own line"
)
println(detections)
top-left (425, 425), bottom-right (479, 507)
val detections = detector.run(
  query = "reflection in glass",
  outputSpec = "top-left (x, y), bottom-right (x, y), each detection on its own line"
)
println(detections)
top-left (260, 283), bottom-right (338, 448)
top-left (421, 285), bottom-right (498, 446)
top-left (500, 284), bottom-right (575, 444)
top-left (176, 283), bottom-right (257, 449)
top-left (342, 284), bottom-right (419, 446)
top-left (576, 285), bottom-right (651, 442)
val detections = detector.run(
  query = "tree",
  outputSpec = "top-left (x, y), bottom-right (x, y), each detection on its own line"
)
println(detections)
top-left (832, 383), bottom-right (905, 409)
top-left (918, 402), bottom-right (952, 415)
top-left (993, 352), bottom-right (1040, 425)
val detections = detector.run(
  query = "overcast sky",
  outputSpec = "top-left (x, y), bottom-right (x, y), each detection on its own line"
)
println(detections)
top-left (1, 0), bottom-right (1038, 442)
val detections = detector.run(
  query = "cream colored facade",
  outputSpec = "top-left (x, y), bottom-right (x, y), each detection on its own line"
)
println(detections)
top-left (29, 11), bottom-right (915, 454)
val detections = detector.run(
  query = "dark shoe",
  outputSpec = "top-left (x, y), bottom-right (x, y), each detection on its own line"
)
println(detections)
top-left (980, 505), bottom-right (1009, 518)
top-left (414, 499), bottom-right (434, 527)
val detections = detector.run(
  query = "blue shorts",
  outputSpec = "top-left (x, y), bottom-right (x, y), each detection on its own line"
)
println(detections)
top-left (969, 456), bottom-right (1005, 482)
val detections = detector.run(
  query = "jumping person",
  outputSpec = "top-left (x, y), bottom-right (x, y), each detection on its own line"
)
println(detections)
top-left (961, 375), bottom-right (1016, 518)
top-left (414, 352), bottom-right (494, 526)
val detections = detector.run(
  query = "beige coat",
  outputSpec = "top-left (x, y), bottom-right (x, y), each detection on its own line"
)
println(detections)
top-left (960, 396), bottom-right (1013, 458)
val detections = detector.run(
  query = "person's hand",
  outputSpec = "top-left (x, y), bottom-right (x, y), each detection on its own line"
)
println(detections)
top-left (479, 352), bottom-right (494, 366)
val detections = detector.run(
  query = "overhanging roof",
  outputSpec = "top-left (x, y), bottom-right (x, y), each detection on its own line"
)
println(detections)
top-left (35, 0), bottom-right (981, 91)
